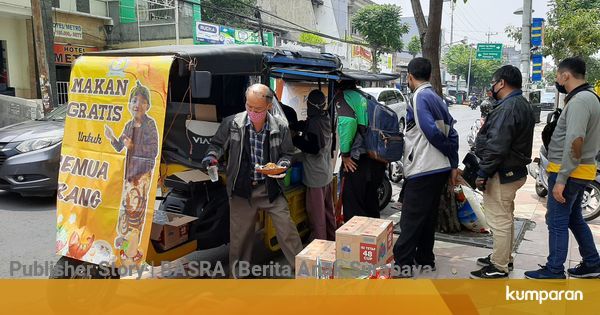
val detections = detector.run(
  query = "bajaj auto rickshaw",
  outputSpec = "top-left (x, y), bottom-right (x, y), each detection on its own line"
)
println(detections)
top-left (51, 45), bottom-right (344, 279)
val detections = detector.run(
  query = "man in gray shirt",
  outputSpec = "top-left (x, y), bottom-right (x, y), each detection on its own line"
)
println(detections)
top-left (525, 57), bottom-right (600, 279)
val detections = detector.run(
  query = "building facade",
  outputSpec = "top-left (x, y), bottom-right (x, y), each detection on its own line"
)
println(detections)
top-left (0, 0), bottom-right (111, 103)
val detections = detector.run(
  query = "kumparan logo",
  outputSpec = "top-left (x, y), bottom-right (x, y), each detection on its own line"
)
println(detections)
top-left (505, 285), bottom-right (584, 304)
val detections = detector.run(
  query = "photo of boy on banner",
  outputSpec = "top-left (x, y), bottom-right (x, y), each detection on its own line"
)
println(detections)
top-left (104, 81), bottom-right (159, 266)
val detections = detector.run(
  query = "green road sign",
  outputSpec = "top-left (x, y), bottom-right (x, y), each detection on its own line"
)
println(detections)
top-left (476, 43), bottom-right (503, 60)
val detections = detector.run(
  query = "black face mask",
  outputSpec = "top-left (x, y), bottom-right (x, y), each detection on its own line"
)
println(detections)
top-left (491, 82), bottom-right (503, 101)
top-left (555, 81), bottom-right (568, 94)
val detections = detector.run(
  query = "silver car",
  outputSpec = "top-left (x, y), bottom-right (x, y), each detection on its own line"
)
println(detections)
top-left (0, 105), bottom-right (66, 197)
top-left (361, 87), bottom-right (408, 131)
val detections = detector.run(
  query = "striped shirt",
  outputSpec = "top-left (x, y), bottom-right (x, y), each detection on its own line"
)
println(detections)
top-left (247, 121), bottom-right (270, 181)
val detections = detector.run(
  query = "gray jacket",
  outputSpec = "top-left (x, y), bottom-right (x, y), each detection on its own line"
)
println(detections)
top-left (547, 86), bottom-right (600, 184)
top-left (206, 112), bottom-right (294, 198)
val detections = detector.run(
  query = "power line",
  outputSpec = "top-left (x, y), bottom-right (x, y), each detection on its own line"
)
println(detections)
top-left (464, 0), bottom-right (490, 32)
top-left (485, 30), bottom-right (498, 43)
top-left (234, 0), bottom-right (313, 32)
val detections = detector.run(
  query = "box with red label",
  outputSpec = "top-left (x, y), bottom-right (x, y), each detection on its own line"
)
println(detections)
top-left (335, 216), bottom-right (394, 272)
top-left (150, 213), bottom-right (197, 251)
top-left (295, 239), bottom-right (336, 279)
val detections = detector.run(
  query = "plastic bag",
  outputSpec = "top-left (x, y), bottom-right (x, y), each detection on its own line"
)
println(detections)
top-left (457, 185), bottom-right (490, 233)
top-left (270, 97), bottom-right (289, 125)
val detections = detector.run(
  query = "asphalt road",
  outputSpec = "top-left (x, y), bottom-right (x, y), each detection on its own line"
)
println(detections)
top-left (0, 191), bottom-right (56, 278)
top-left (451, 104), bottom-right (484, 163)
top-left (0, 104), bottom-right (481, 279)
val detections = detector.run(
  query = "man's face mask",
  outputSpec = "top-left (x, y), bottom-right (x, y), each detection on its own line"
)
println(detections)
top-left (490, 79), bottom-right (504, 101)
top-left (555, 72), bottom-right (568, 94)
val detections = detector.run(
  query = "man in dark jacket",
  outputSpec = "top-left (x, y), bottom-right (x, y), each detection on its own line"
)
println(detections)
top-left (201, 84), bottom-right (303, 278)
top-left (470, 65), bottom-right (535, 279)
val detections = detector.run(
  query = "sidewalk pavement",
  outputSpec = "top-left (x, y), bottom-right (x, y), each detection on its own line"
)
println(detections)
top-left (406, 122), bottom-right (600, 279)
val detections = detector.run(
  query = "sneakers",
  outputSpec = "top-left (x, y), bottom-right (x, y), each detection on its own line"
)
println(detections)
top-left (477, 254), bottom-right (514, 271)
top-left (524, 265), bottom-right (566, 280)
top-left (567, 262), bottom-right (600, 279)
top-left (414, 260), bottom-right (437, 272)
top-left (470, 265), bottom-right (509, 279)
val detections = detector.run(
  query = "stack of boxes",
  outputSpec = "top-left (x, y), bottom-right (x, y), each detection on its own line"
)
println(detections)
top-left (295, 216), bottom-right (394, 279)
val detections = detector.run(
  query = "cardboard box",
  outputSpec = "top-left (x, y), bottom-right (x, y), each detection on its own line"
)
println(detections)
top-left (194, 104), bottom-right (218, 122)
top-left (335, 216), bottom-right (394, 271)
top-left (150, 213), bottom-right (197, 251)
top-left (295, 239), bottom-right (336, 279)
top-left (173, 169), bottom-right (210, 183)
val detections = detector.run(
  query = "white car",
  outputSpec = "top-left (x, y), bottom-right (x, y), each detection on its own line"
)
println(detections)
top-left (361, 87), bottom-right (408, 131)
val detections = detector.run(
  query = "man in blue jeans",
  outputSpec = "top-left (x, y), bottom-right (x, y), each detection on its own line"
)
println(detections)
top-left (525, 57), bottom-right (600, 279)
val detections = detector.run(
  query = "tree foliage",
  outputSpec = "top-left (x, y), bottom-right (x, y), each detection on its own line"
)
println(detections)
top-left (504, 25), bottom-right (522, 44)
top-left (544, 0), bottom-right (600, 61)
top-left (201, 0), bottom-right (256, 29)
top-left (444, 44), bottom-right (502, 91)
top-left (352, 4), bottom-right (409, 72)
top-left (407, 35), bottom-right (422, 57)
top-left (298, 33), bottom-right (327, 46)
top-left (544, 0), bottom-right (600, 84)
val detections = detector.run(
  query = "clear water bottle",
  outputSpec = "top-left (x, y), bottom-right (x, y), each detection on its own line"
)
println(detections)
top-left (208, 165), bottom-right (219, 182)
top-left (153, 209), bottom-right (169, 224)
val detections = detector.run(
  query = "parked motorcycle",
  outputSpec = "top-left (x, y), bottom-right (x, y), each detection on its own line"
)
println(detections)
top-left (387, 160), bottom-right (404, 184)
top-left (528, 146), bottom-right (600, 221)
top-left (378, 173), bottom-right (393, 211)
top-left (467, 118), bottom-right (484, 149)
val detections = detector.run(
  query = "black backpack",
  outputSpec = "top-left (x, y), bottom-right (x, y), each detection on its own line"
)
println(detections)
top-left (541, 108), bottom-right (562, 150)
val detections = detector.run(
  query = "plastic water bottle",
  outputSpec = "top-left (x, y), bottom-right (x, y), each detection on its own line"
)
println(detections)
top-left (153, 209), bottom-right (169, 224)
top-left (208, 165), bottom-right (219, 182)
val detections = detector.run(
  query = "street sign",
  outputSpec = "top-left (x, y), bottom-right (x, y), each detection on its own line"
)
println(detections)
top-left (476, 43), bottom-right (503, 60)
top-left (531, 18), bottom-right (544, 47)
top-left (532, 54), bottom-right (543, 82)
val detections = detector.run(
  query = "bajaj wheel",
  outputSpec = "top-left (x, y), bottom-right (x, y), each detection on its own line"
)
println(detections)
top-left (582, 182), bottom-right (600, 221)
top-left (378, 179), bottom-right (392, 211)
top-left (48, 256), bottom-right (119, 314)
top-left (535, 182), bottom-right (548, 198)
top-left (50, 256), bottom-right (120, 279)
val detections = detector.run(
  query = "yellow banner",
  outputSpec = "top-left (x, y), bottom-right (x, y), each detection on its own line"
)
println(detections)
top-left (2, 280), bottom-right (600, 314)
top-left (56, 55), bottom-right (174, 268)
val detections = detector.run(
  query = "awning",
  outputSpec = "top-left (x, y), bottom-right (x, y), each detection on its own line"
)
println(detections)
top-left (271, 68), bottom-right (340, 80)
top-left (339, 70), bottom-right (400, 82)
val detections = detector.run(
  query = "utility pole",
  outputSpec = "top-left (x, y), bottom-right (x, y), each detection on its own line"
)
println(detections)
top-left (485, 30), bottom-right (498, 43)
top-left (521, 0), bottom-right (532, 92)
top-left (174, 0), bottom-right (180, 45)
top-left (450, 1), bottom-right (455, 45)
top-left (466, 45), bottom-right (473, 94)
top-left (31, 0), bottom-right (58, 115)
top-left (254, 7), bottom-right (265, 46)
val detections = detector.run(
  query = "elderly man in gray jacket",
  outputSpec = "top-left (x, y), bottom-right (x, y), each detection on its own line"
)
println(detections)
top-left (202, 84), bottom-right (303, 278)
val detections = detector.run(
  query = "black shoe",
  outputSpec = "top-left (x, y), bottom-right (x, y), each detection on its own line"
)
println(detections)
top-left (470, 265), bottom-right (509, 279)
top-left (567, 262), bottom-right (600, 279)
top-left (414, 260), bottom-right (436, 272)
top-left (477, 254), bottom-right (513, 271)
top-left (392, 264), bottom-right (414, 279)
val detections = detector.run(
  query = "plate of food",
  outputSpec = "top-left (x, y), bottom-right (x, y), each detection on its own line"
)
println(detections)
top-left (255, 162), bottom-right (287, 175)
